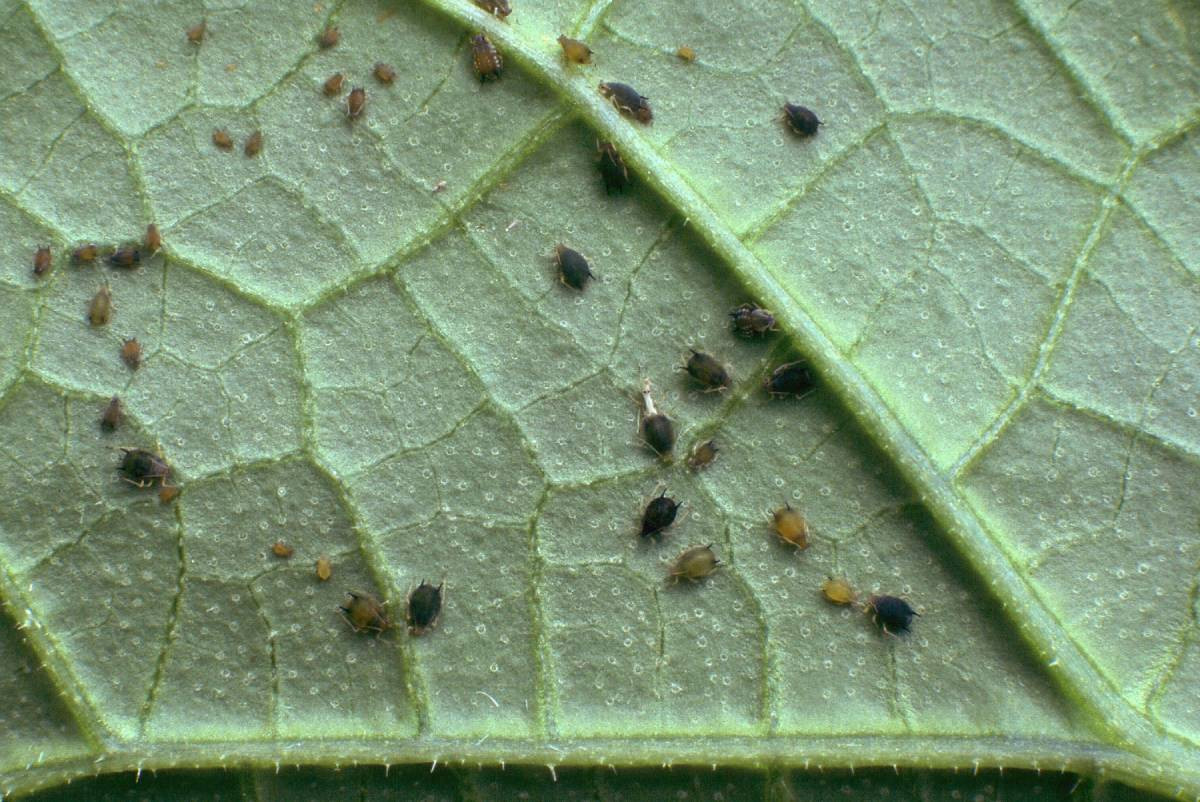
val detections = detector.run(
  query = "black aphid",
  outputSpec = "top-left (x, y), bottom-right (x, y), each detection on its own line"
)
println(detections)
top-left (472, 33), bottom-right (502, 82)
top-left (729, 303), bottom-right (777, 337)
top-left (118, 447), bottom-right (170, 487)
top-left (866, 594), bottom-right (919, 636)
top-left (596, 141), bottom-right (629, 194)
top-left (638, 379), bottom-right (675, 457)
top-left (684, 349), bottom-right (730, 392)
top-left (407, 580), bottom-right (444, 635)
top-left (764, 360), bottom-right (814, 398)
top-left (783, 103), bottom-right (821, 137)
top-left (640, 490), bottom-right (681, 539)
top-left (554, 244), bottom-right (594, 290)
top-left (599, 82), bottom-right (652, 124)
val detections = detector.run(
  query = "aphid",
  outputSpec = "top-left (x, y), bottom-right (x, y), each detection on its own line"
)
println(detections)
top-left (33, 246), bottom-right (51, 278)
top-left (729, 303), bottom-right (777, 337)
top-left (866, 594), bottom-right (919, 636)
top-left (783, 103), bottom-right (821, 137)
top-left (557, 35), bottom-right (592, 65)
top-left (186, 21), bottom-right (206, 44)
top-left (407, 580), bottom-right (444, 635)
top-left (684, 349), bottom-right (730, 392)
top-left (107, 245), bottom-right (141, 268)
top-left (315, 555), bottom-right (333, 581)
top-left (821, 577), bottom-right (857, 605)
top-left (676, 45), bottom-right (696, 62)
top-left (212, 128), bottom-right (233, 150)
top-left (271, 540), bottom-right (294, 558)
top-left (346, 87), bottom-right (366, 118)
top-left (473, 0), bottom-right (511, 19)
top-left (599, 82), bottom-right (652, 124)
top-left (118, 447), bottom-right (171, 487)
top-left (72, 243), bottom-right (100, 264)
top-left (339, 591), bottom-right (391, 635)
top-left (471, 33), bottom-right (502, 82)
top-left (554, 244), bottom-right (594, 290)
top-left (431, 180), bottom-right (447, 193)
top-left (88, 284), bottom-right (112, 326)
top-left (686, 439), bottom-right (719, 470)
top-left (771, 503), bottom-right (809, 549)
top-left (765, 360), bottom-right (814, 398)
top-left (640, 489), bottom-right (682, 539)
top-left (145, 223), bottom-right (161, 254)
top-left (100, 396), bottom-right (123, 431)
top-left (638, 379), bottom-right (675, 458)
top-left (318, 25), bottom-right (339, 49)
top-left (373, 62), bottom-right (396, 84)
top-left (121, 337), bottom-right (143, 370)
top-left (596, 141), bottom-right (629, 194)
top-left (158, 485), bottom-right (180, 504)
top-left (243, 130), bottom-right (262, 157)
top-left (323, 72), bottom-right (345, 96)
top-left (668, 544), bottom-right (720, 583)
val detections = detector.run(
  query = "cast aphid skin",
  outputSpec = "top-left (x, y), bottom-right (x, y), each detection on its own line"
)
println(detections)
top-left (684, 349), bottom-right (730, 392)
top-left (121, 338), bottom-right (143, 370)
top-left (373, 62), bottom-right (396, 85)
top-left (33, 246), bottom-right (51, 278)
top-left (346, 87), bottom-right (366, 118)
top-left (339, 591), bottom-right (391, 635)
top-left (72, 243), bottom-right (100, 264)
top-left (407, 580), bottom-right (444, 635)
top-left (771, 503), bottom-right (809, 549)
top-left (729, 303), bottom-right (777, 337)
top-left (669, 544), bottom-right (720, 583)
top-left (212, 128), bottom-right (233, 150)
top-left (89, 285), bottom-right (112, 326)
top-left (243, 130), bottom-right (262, 157)
top-left (107, 245), bottom-right (141, 269)
top-left (473, 0), bottom-right (511, 19)
top-left (765, 360), bottom-right (814, 398)
top-left (118, 447), bottom-right (170, 487)
top-left (596, 141), bottom-right (629, 194)
top-left (271, 540), bottom-right (294, 558)
top-left (676, 45), bottom-right (696, 62)
top-left (821, 577), bottom-right (857, 605)
top-left (687, 439), bottom-right (719, 470)
top-left (323, 72), bottom-right (345, 96)
top-left (472, 33), bottom-right (502, 82)
top-left (145, 223), bottom-right (161, 254)
top-left (638, 379), bottom-right (675, 458)
top-left (782, 103), bottom-right (821, 137)
top-left (640, 489), bottom-right (681, 539)
top-left (318, 25), bottom-right (340, 49)
top-left (554, 244), bottom-right (594, 290)
top-left (866, 594), bottom-right (919, 636)
top-left (100, 396), bottom-right (123, 432)
top-left (599, 81), bottom-right (652, 123)
top-left (557, 35), bottom-right (593, 65)
top-left (186, 21), bottom-right (206, 44)
top-left (315, 555), bottom-right (333, 581)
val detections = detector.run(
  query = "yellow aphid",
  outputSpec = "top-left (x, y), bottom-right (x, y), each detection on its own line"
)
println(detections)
top-left (668, 544), bottom-right (720, 583)
top-left (771, 503), bottom-right (809, 549)
top-left (315, 555), bottom-right (333, 581)
top-left (821, 577), bottom-right (857, 605)
top-left (676, 45), bottom-right (696, 62)
top-left (557, 35), bottom-right (592, 65)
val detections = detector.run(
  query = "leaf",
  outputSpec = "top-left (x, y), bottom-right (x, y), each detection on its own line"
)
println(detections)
top-left (0, 0), bottom-right (1196, 798)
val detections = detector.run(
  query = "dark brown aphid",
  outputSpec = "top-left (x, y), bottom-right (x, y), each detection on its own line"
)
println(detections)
top-left (557, 35), bottom-right (592, 65)
top-left (639, 379), bottom-right (675, 458)
top-left (323, 72), bottom-right (345, 96)
top-left (318, 25), bottom-right (339, 49)
top-left (145, 223), bottom-right (161, 254)
top-left (765, 360), bottom-right (814, 398)
top-left (315, 555), bottom-right (333, 581)
top-left (596, 141), bottom-right (629, 195)
top-left (33, 246), bottom-right (51, 278)
top-left (783, 103), bottom-right (821, 137)
top-left (346, 87), bottom-right (366, 119)
top-left (158, 484), bottom-right (180, 504)
top-left (212, 128), bottom-right (233, 150)
top-left (687, 439), bottom-right (718, 470)
top-left (118, 447), bottom-right (171, 487)
top-left (121, 338), bottom-right (143, 370)
top-left (72, 243), bottom-right (100, 264)
top-left (186, 20), bottom-right (206, 44)
top-left (89, 284), bottom-right (112, 326)
top-left (729, 303), bottom-right (777, 337)
top-left (640, 489), bottom-right (681, 539)
top-left (373, 62), bottom-right (396, 84)
top-left (599, 82), bottom-right (652, 124)
top-left (407, 580), bottom-right (444, 635)
top-left (771, 503), bottom-right (809, 549)
top-left (100, 396), bottom-right (123, 431)
top-left (866, 594), bottom-right (919, 636)
top-left (822, 577), bottom-right (857, 605)
top-left (107, 245), bottom-right (141, 268)
top-left (472, 33), bottom-right (502, 82)
top-left (473, 0), bottom-right (511, 19)
top-left (271, 540), bottom-right (294, 558)
top-left (684, 349), bottom-right (730, 392)
top-left (554, 244), bottom-right (594, 290)
top-left (668, 544), bottom-right (720, 583)
top-left (339, 591), bottom-right (391, 635)
top-left (243, 130), bottom-right (262, 157)
top-left (676, 45), bottom-right (696, 62)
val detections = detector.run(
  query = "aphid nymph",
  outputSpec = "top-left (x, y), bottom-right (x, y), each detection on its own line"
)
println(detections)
top-left (323, 72), bottom-right (345, 96)
top-left (783, 103), bottom-right (821, 137)
top-left (676, 45), bottom-right (696, 62)
top-left (821, 577), bottom-right (857, 605)
top-left (158, 485), bottom-right (180, 504)
top-left (145, 223), bottom-right (161, 254)
top-left (121, 338), bottom-right (143, 370)
top-left (472, 33), bottom-right (502, 81)
top-left (316, 555), bottom-right (333, 581)
top-left (684, 349), bottom-right (730, 392)
top-left (640, 489), bottom-right (681, 539)
top-left (271, 540), bottom-right (294, 558)
top-left (765, 360), bottom-right (814, 398)
top-left (554, 244), bottom-right (594, 290)
top-left (557, 35), bottom-right (592, 65)
top-left (668, 544), bottom-right (720, 583)
top-left (212, 128), bottom-right (233, 151)
top-left (596, 141), bottom-right (629, 194)
top-left (318, 25), bottom-right (340, 49)
top-left (89, 284), bottom-right (112, 326)
top-left (118, 447), bottom-right (170, 487)
top-left (599, 82), bottom-right (652, 124)
top-left (407, 580), bottom-right (444, 635)
top-left (638, 379), bottom-right (675, 458)
top-left (339, 591), bottom-right (391, 635)
top-left (72, 244), bottom-right (100, 264)
top-left (686, 439), bottom-right (719, 470)
top-left (866, 594), bottom-right (919, 636)
top-left (186, 21), bottom-right (206, 44)
top-left (373, 62), bottom-right (396, 84)
top-left (771, 503), bottom-right (809, 549)
top-left (244, 130), bottom-right (262, 157)
top-left (107, 245), bottom-right (141, 268)
top-left (729, 303), bottom-right (777, 337)
top-left (100, 396), bottom-right (123, 431)
top-left (346, 87), bottom-right (366, 118)
top-left (473, 0), bottom-right (511, 19)
top-left (33, 246), bottom-right (51, 278)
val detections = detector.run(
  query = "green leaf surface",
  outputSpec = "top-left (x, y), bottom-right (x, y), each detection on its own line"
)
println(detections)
top-left (0, 0), bottom-right (1196, 798)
